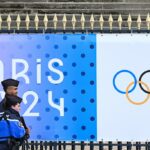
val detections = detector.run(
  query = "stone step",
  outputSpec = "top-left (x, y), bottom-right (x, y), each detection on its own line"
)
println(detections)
top-left (1, 0), bottom-right (150, 2)
top-left (0, 1), bottom-right (149, 16)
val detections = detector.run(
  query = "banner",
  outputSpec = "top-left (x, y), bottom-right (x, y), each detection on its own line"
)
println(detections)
top-left (0, 34), bottom-right (96, 140)
top-left (97, 34), bottom-right (150, 141)
top-left (1, 34), bottom-right (150, 141)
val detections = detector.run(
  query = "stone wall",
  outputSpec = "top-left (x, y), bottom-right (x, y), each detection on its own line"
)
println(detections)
top-left (0, 0), bottom-right (149, 15)
top-left (0, 0), bottom-right (149, 32)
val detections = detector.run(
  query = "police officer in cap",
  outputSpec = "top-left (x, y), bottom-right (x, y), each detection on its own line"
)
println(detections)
top-left (0, 79), bottom-right (30, 138)
top-left (0, 79), bottom-right (19, 112)
top-left (0, 95), bottom-right (25, 150)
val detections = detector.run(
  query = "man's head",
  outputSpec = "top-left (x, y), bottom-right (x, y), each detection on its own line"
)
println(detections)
top-left (5, 95), bottom-right (22, 112)
top-left (1, 79), bottom-right (19, 96)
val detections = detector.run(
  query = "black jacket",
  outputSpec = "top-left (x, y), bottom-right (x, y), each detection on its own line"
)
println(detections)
top-left (0, 98), bottom-right (6, 113)
top-left (5, 108), bottom-right (21, 121)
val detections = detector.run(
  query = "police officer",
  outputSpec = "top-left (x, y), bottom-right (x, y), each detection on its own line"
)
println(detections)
top-left (0, 79), bottom-right (30, 138)
top-left (0, 95), bottom-right (25, 150)
top-left (0, 79), bottom-right (19, 112)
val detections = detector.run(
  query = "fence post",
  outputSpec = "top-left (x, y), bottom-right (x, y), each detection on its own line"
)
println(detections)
top-left (40, 141), bottom-right (43, 150)
top-left (127, 142), bottom-right (132, 150)
top-left (81, 141), bottom-right (85, 150)
top-left (31, 141), bottom-right (34, 150)
top-left (54, 141), bottom-right (57, 150)
top-left (35, 141), bottom-right (38, 150)
top-left (22, 142), bottom-right (25, 150)
top-left (72, 141), bottom-right (75, 150)
top-left (108, 141), bottom-right (113, 150)
top-left (148, 142), bottom-right (150, 150)
top-left (49, 141), bottom-right (53, 150)
top-left (44, 141), bottom-right (48, 150)
top-left (90, 141), bottom-right (94, 150)
top-left (58, 141), bottom-right (62, 150)
top-left (63, 141), bottom-right (66, 150)
top-left (117, 141), bottom-right (122, 150)
top-left (135, 142), bottom-right (141, 150)
top-left (99, 141), bottom-right (103, 150)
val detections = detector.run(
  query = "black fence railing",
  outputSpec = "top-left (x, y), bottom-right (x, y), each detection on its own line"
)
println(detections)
top-left (21, 141), bottom-right (150, 150)
top-left (0, 28), bottom-right (150, 34)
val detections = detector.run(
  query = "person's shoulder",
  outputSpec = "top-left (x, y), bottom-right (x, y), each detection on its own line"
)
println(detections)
top-left (0, 98), bottom-right (5, 104)
top-left (0, 99), bottom-right (5, 112)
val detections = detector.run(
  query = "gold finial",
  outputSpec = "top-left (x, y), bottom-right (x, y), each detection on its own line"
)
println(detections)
top-left (90, 14), bottom-right (95, 30)
top-left (127, 14), bottom-right (132, 30)
top-left (62, 14), bottom-right (67, 30)
top-left (43, 14), bottom-right (48, 30)
top-left (7, 14), bottom-right (11, 30)
top-left (25, 14), bottom-right (30, 30)
top-left (99, 14), bottom-right (104, 30)
top-left (118, 14), bottom-right (122, 30)
top-left (72, 14), bottom-right (76, 30)
top-left (53, 14), bottom-right (58, 30)
top-left (146, 13), bottom-right (150, 30)
top-left (16, 14), bottom-right (21, 30)
top-left (0, 15), bottom-right (2, 30)
top-left (108, 14), bottom-right (113, 31)
top-left (34, 14), bottom-right (39, 30)
top-left (137, 14), bottom-right (141, 30)
top-left (80, 13), bottom-right (85, 30)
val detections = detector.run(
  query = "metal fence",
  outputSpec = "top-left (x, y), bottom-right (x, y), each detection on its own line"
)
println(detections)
top-left (0, 13), bottom-right (150, 33)
top-left (21, 141), bottom-right (150, 150)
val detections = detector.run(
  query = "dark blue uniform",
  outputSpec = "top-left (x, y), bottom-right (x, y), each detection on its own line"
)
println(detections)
top-left (0, 108), bottom-right (24, 150)
top-left (0, 98), bottom-right (6, 112)
top-left (0, 96), bottom-right (25, 150)
top-left (0, 98), bottom-right (10, 150)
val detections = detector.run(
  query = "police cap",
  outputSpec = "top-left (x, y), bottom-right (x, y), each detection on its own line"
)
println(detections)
top-left (1, 79), bottom-right (19, 91)
top-left (5, 95), bottom-right (22, 108)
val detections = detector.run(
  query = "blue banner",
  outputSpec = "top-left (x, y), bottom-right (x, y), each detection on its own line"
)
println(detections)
top-left (0, 34), bottom-right (96, 140)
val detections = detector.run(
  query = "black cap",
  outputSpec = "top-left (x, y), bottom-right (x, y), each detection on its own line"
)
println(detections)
top-left (1, 79), bottom-right (19, 91)
top-left (5, 95), bottom-right (22, 108)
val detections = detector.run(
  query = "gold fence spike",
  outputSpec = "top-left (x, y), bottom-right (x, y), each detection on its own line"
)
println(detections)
top-left (72, 14), bottom-right (76, 30)
top-left (16, 14), bottom-right (21, 30)
top-left (80, 13), bottom-right (85, 30)
top-left (146, 13), bottom-right (150, 30)
top-left (53, 14), bottom-right (58, 30)
top-left (118, 14), bottom-right (122, 30)
top-left (137, 14), bottom-right (141, 30)
top-left (0, 15), bottom-right (2, 30)
top-left (34, 14), bottom-right (39, 30)
top-left (25, 14), bottom-right (30, 30)
top-left (99, 14), bottom-right (104, 30)
top-left (7, 14), bottom-right (11, 30)
top-left (43, 14), bottom-right (48, 30)
top-left (127, 14), bottom-right (132, 30)
top-left (90, 14), bottom-right (95, 30)
top-left (62, 14), bottom-right (67, 30)
top-left (108, 14), bottom-right (113, 31)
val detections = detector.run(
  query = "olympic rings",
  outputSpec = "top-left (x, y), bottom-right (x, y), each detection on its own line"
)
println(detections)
top-left (139, 70), bottom-right (150, 94)
top-left (113, 69), bottom-right (150, 105)
top-left (113, 70), bottom-right (137, 94)
top-left (126, 81), bottom-right (150, 105)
